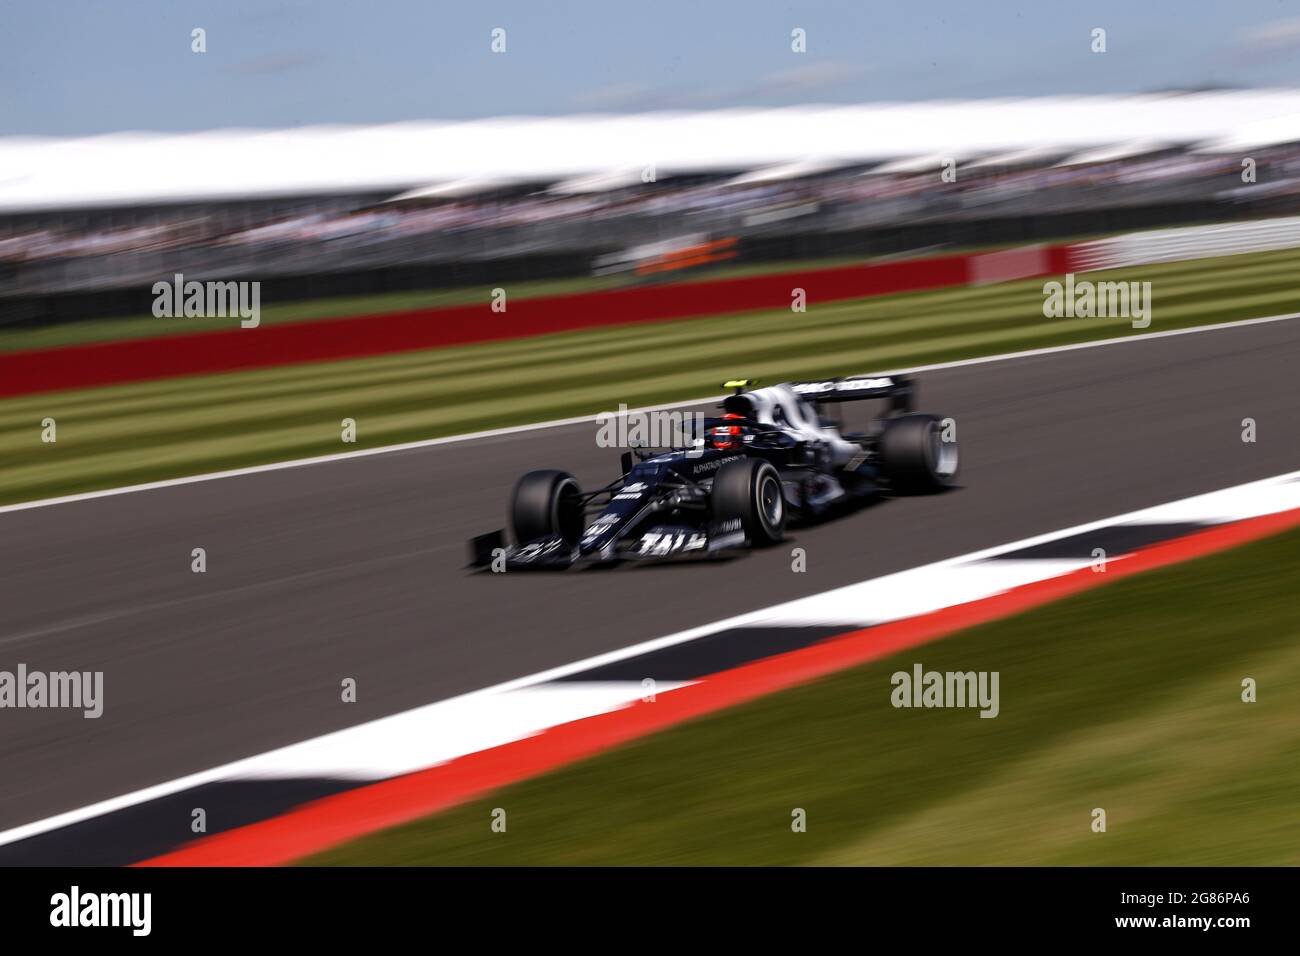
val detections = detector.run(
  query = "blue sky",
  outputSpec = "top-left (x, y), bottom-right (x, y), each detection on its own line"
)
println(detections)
top-left (4, 0), bottom-right (1300, 135)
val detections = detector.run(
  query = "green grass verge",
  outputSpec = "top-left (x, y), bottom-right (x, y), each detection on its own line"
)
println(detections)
top-left (305, 524), bottom-right (1300, 866)
top-left (3, 247), bottom-right (1298, 506)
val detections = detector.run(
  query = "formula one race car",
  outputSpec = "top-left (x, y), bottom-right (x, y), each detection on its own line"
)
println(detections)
top-left (467, 375), bottom-right (959, 569)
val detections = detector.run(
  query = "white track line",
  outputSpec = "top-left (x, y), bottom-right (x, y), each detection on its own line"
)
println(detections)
top-left (2, 310), bottom-right (1297, 517)
top-left (2, 467), bottom-right (1298, 849)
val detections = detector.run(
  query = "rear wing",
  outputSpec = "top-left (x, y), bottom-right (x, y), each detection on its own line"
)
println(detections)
top-left (789, 374), bottom-right (915, 413)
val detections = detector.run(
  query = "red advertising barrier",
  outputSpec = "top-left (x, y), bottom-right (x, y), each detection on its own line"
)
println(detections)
top-left (0, 246), bottom-right (1071, 398)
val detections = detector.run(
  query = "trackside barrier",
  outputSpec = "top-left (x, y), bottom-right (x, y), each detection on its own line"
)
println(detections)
top-left (1069, 215), bottom-right (1300, 271)
top-left (0, 250), bottom-right (988, 397)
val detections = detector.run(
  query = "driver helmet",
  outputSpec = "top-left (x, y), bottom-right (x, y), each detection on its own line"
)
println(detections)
top-left (710, 413), bottom-right (745, 449)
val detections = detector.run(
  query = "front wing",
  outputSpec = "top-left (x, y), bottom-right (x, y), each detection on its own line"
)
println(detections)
top-left (466, 521), bottom-right (746, 570)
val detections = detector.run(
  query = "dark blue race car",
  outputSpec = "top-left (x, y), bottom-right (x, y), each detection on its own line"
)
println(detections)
top-left (468, 375), bottom-right (959, 569)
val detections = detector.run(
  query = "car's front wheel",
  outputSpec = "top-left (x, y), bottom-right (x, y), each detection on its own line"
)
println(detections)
top-left (511, 469), bottom-right (584, 545)
top-left (712, 458), bottom-right (786, 546)
top-left (878, 413), bottom-right (960, 494)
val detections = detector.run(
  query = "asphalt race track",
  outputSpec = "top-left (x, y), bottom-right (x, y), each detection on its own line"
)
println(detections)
top-left (2, 317), bottom-right (1299, 839)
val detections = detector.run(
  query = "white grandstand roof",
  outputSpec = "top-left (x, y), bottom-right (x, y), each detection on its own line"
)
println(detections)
top-left (961, 145), bottom-right (1072, 170)
top-left (1195, 110), bottom-right (1300, 153)
top-left (2, 90), bottom-right (1300, 213)
top-left (385, 176), bottom-right (529, 201)
top-left (1055, 140), bottom-right (1175, 166)
top-left (724, 159), bottom-right (849, 186)
top-left (866, 151), bottom-right (980, 174)
top-left (547, 168), bottom-right (650, 195)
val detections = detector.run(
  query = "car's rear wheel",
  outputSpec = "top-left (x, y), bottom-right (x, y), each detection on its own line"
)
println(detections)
top-left (712, 458), bottom-right (786, 546)
top-left (878, 413), bottom-right (959, 493)
top-left (511, 469), bottom-right (584, 545)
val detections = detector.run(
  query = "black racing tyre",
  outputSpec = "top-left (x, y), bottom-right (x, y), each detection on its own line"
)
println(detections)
top-left (878, 413), bottom-right (960, 494)
top-left (511, 469), bottom-right (584, 545)
top-left (711, 457), bottom-right (786, 546)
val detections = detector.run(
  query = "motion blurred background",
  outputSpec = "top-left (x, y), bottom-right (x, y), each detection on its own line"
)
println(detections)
top-left (3, 98), bottom-right (1300, 320)
top-left (5, 0), bottom-right (1300, 322)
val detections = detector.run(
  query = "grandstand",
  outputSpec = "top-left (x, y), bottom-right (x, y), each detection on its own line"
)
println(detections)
top-left (4, 90), bottom-right (1300, 321)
